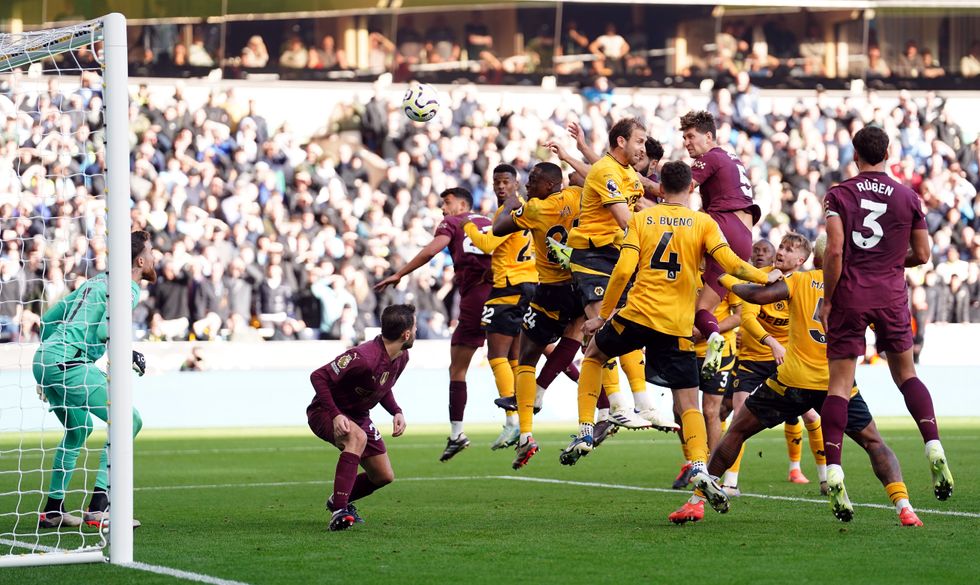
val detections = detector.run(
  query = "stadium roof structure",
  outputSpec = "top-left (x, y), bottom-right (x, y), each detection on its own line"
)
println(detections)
top-left (2, 0), bottom-right (979, 27)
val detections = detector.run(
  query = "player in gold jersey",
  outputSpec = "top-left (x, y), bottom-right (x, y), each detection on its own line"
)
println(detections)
top-left (558, 161), bottom-right (778, 514)
top-left (461, 165), bottom-right (537, 451)
top-left (718, 236), bottom-right (826, 495)
top-left (564, 117), bottom-right (673, 430)
top-left (492, 162), bottom-right (587, 469)
top-left (670, 235), bottom-right (924, 527)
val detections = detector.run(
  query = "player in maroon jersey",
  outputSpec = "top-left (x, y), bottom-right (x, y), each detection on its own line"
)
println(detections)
top-left (374, 187), bottom-right (492, 462)
top-left (679, 111), bottom-right (762, 380)
top-left (820, 125), bottom-right (953, 514)
top-left (307, 304), bottom-right (416, 531)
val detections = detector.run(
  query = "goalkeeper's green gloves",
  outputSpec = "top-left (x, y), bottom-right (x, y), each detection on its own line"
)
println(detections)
top-left (132, 350), bottom-right (146, 377)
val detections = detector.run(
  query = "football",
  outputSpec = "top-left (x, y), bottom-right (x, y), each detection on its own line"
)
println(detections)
top-left (402, 83), bottom-right (440, 122)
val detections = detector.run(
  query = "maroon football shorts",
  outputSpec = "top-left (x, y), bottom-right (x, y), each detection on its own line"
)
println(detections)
top-left (452, 282), bottom-right (491, 348)
top-left (308, 408), bottom-right (387, 458)
top-left (827, 303), bottom-right (914, 360)
top-left (703, 211), bottom-right (753, 299)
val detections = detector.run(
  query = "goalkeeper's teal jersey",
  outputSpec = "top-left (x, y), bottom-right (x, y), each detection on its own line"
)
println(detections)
top-left (38, 275), bottom-right (140, 364)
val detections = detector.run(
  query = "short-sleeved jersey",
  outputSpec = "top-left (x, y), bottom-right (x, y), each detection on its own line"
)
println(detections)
top-left (513, 187), bottom-right (582, 284)
top-left (39, 274), bottom-right (141, 363)
top-left (435, 212), bottom-right (493, 292)
top-left (618, 203), bottom-right (734, 337)
top-left (774, 270), bottom-right (829, 391)
top-left (691, 147), bottom-right (758, 219)
top-left (308, 336), bottom-right (409, 418)
top-left (694, 290), bottom-right (741, 358)
top-left (824, 171), bottom-right (927, 310)
top-left (488, 206), bottom-right (536, 288)
top-left (568, 154), bottom-right (643, 249)
top-left (738, 266), bottom-right (791, 362)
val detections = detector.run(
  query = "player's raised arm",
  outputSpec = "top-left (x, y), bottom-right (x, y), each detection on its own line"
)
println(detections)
top-left (567, 120), bottom-right (601, 165)
top-left (462, 219), bottom-right (506, 254)
top-left (595, 215), bottom-right (641, 323)
top-left (821, 202), bottom-right (845, 330)
top-left (719, 273), bottom-right (790, 306)
top-left (906, 228), bottom-right (931, 267)
top-left (704, 221), bottom-right (774, 285)
top-left (374, 234), bottom-right (451, 291)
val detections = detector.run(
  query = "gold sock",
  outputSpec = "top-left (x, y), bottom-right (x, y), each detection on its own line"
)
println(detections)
top-left (885, 482), bottom-right (909, 506)
top-left (489, 357), bottom-right (515, 400)
top-left (620, 350), bottom-right (646, 392)
top-left (577, 358), bottom-right (603, 424)
top-left (785, 420), bottom-right (804, 463)
top-left (515, 365), bottom-right (536, 434)
top-left (681, 409), bottom-right (709, 465)
top-left (805, 419), bottom-right (826, 465)
top-left (601, 359), bottom-right (620, 397)
top-left (729, 443), bottom-right (745, 473)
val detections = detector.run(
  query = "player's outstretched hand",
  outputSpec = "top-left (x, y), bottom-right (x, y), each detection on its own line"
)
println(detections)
top-left (583, 316), bottom-right (606, 338)
top-left (374, 274), bottom-right (401, 292)
top-left (36, 385), bottom-right (47, 403)
top-left (333, 414), bottom-right (351, 437)
top-left (392, 412), bottom-right (406, 437)
top-left (544, 140), bottom-right (569, 162)
top-left (132, 350), bottom-right (146, 377)
top-left (766, 269), bottom-right (784, 284)
top-left (764, 337), bottom-right (787, 365)
top-left (567, 120), bottom-right (586, 148)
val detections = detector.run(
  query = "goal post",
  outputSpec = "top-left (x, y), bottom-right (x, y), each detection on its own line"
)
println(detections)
top-left (0, 13), bottom-right (132, 568)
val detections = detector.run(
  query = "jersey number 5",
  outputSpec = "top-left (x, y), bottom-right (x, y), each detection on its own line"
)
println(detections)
top-left (853, 199), bottom-right (887, 249)
top-left (650, 232), bottom-right (681, 280)
top-left (809, 297), bottom-right (826, 344)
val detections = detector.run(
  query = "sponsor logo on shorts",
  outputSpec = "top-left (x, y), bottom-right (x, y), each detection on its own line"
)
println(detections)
top-left (775, 301), bottom-right (785, 310)
top-left (594, 286), bottom-right (605, 297)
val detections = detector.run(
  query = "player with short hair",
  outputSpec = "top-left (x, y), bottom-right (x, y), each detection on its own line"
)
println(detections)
top-left (718, 235), bottom-right (826, 495)
top-left (307, 304), bottom-right (416, 532)
top-left (565, 117), bottom-right (673, 430)
top-left (679, 110), bottom-right (762, 380)
top-left (460, 164), bottom-right (537, 450)
top-left (492, 162), bottom-right (590, 468)
top-left (34, 230), bottom-right (155, 529)
top-left (374, 188), bottom-right (491, 462)
top-left (559, 161), bottom-right (778, 485)
top-left (671, 238), bottom-right (924, 527)
top-left (820, 125), bottom-right (953, 512)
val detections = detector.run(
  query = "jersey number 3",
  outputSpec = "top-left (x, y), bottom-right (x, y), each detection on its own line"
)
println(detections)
top-left (650, 232), bottom-right (681, 279)
top-left (853, 199), bottom-right (887, 249)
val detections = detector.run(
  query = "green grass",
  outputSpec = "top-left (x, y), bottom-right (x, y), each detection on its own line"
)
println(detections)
top-left (2, 420), bottom-right (978, 584)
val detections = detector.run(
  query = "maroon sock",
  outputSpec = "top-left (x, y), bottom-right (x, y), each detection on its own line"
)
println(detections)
top-left (332, 452), bottom-right (360, 509)
top-left (820, 395), bottom-right (849, 466)
top-left (563, 361), bottom-right (580, 383)
top-left (694, 309), bottom-right (720, 338)
top-left (349, 472), bottom-right (384, 503)
top-left (596, 388), bottom-right (610, 410)
top-left (537, 337), bottom-right (580, 389)
top-left (449, 381), bottom-right (467, 421)
top-left (899, 377), bottom-right (940, 443)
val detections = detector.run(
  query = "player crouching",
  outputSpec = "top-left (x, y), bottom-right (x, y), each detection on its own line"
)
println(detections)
top-left (307, 305), bottom-right (416, 531)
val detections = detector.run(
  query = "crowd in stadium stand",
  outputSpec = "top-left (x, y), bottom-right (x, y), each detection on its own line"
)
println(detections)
top-left (1, 68), bottom-right (979, 349)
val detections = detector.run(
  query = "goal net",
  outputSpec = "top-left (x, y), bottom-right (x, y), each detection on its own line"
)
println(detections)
top-left (0, 13), bottom-right (134, 567)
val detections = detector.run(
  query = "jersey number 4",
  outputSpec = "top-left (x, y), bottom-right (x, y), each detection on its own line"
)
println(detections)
top-left (853, 199), bottom-right (887, 249)
top-left (649, 232), bottom-right (681, 279)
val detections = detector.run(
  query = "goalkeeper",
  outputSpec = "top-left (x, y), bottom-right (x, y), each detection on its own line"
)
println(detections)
top-left (34, 230), bottom-right (156, 529)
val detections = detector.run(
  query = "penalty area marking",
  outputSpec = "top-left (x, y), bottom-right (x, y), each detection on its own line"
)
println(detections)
top-left (123, 561), bottom-right (253, 585)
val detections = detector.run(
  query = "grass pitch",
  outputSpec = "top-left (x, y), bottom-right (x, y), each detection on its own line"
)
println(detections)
top-left (2, 419), bottom-right (978, 584)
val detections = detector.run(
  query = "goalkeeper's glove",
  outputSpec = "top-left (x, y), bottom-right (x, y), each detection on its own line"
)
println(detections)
top-left (36, 385), bottom-right (47, 403)
top-left (132, 350), bottom-right (146, 377)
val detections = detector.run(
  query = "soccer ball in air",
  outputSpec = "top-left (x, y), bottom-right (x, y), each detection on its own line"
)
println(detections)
top-left (402, 83), bottom-right (440, 122)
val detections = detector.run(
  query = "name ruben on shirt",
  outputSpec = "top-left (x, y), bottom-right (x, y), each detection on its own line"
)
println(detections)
top-left (854, 179), bottom-right (894, 196)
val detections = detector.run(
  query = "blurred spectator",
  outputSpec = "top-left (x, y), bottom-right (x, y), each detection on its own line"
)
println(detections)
top-left (187, 35), bottom-right (215, 68)
top-left (180, 346), bottom-right (206, 371)
top-left (589, 23), bottom-right (629, 76)
top-left (557, 20), bottom-right (590, 75)
top-left (308, 35), bottom-right (348, 70)
top-left (396, 16), bottom-right (424, 67)
top-left (464, 13), bottom-right (502, 74)
top-left (798, 23), bottom-right (826, 76)
top-left (425, 16), bottom-right (461, 64)
top-left (895, 40), bottom-right (925, 78)
top-left (241, 36), bottom-right (270, 68)
top-left (961, 41), bottom-right (980, 77)
top-left (921, 50), bottom-right (945, 78)
top-left (172, 43), bottom-right (188, 67)
top-left (279, 36), bottom-right (309, 69)
top-left (624, 25), bottom-right (651, 76)
top-left (150, 260), bottom-right (191, 340)
top-left (522, 25), bottom-right (556, 74)
top-left (367, 31), bottom-right (396, 74)
top-left (867, 45), bottom-right (891, 78)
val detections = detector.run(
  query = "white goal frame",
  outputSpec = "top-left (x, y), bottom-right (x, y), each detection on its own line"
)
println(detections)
top-left (0, 12), bottom-right (133, 568)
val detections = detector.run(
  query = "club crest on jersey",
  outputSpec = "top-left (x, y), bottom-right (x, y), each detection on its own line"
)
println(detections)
top-left (337, 355), bottom-right (353, 369)
top-left (606, 179), bottom-right (620, 194)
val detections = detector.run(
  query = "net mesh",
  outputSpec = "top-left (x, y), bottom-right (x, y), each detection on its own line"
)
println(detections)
top-left (0, 19), bottom-right (110, 559)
